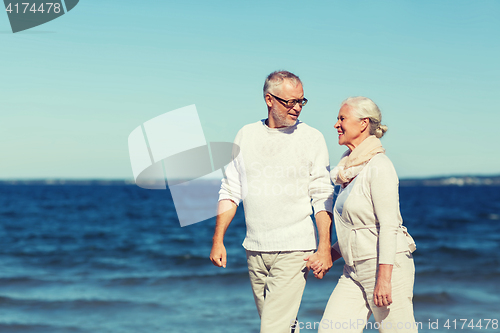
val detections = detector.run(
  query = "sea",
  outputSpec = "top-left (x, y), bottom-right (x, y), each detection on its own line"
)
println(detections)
top-left (0, 183), bottom-right (499, 333)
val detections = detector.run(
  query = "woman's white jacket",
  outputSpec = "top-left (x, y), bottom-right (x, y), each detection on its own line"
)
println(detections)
top-left (332, 153), bottom-right (415, 266)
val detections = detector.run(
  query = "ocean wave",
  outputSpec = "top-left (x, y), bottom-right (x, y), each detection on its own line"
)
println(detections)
top-left (0, 276), bottom-right (73, 287)
top-left (413, 291), bottom-right (456, 304)
top-left (416, 245), bottom-right (482, 257)
top-left (0, 295), bottom-right (164, 311)
top-left (0, 323), bottom-right (85, 333)
top-left (0, 210), bottom-right (19, 218)
top-left (477, 212), bottom-right (500, 220)
top-left (0, 269), bottom-right (251, 289)
top-left (102, 269), bottom-right (250, 285)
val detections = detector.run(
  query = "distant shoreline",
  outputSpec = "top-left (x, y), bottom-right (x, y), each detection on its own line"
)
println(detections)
top-left (399, 175), bottom-right (500, 186)
top-left (1, 175), bottom-right (499, 187)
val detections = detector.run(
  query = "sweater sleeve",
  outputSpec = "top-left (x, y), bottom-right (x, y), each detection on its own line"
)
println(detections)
top-left (369, 155), bottom-right (401, 265)
top-left (219, 130), bottom-right (245, 205)
top-left (309, 134), bottom-right (334, 215)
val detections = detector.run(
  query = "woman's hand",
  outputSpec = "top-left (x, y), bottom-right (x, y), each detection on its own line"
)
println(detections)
top-left (373, 264), bottom-right (393, 307)
top-left (308, 259), bottom-right (324, 278)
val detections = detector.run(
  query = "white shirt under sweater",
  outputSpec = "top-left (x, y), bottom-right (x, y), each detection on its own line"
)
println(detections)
top-left (219, 119), bottom-right (334, 252)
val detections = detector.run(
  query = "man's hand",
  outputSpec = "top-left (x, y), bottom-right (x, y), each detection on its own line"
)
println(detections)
top-left (305, 248), bottom-right (332, 279)
top-left (209, 200), bottom-right (237, 269)
top-left (210, 242), bottom-right (227, 268)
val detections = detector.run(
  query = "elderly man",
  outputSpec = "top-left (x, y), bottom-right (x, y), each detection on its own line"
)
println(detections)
top-left (210, 70), bottom-right (334, 333)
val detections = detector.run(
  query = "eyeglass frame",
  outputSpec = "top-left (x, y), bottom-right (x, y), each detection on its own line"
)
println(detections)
top-left (268, 93), bottom-right (308, 108)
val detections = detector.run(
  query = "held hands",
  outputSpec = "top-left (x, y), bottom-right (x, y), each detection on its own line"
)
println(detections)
top-left (210, 242), bottom-right (227, 268)
top-left (305, 246), bottom-right (342, 279)
top-left (304, 248), bottom-right (333, 279)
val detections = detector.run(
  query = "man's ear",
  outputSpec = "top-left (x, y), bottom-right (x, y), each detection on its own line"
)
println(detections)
top-left (265, 94), bottom-right (273, 108)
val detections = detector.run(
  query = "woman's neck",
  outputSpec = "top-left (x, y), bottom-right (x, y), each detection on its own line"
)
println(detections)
top-left (346, 132), bottom-right (371, 151)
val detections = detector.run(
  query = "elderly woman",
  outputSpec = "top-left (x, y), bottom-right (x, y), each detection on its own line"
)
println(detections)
top-left (310, 97), bottom-right (417, 332)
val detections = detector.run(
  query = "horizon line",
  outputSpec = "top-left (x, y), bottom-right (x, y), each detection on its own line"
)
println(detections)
top-left (0, 173), bottom-right (500, 182)
top-left (0, 174), bottom-right (499, 187)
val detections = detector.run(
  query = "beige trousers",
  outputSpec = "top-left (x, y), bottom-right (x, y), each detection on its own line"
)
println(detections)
top-left (246, 250), bottom-right (314, 333)
top-left (319, 251), bottom-right (418, 333)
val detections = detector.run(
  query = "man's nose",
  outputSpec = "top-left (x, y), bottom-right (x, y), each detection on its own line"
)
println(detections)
top-left (293, 102), bottom-right (302, 112)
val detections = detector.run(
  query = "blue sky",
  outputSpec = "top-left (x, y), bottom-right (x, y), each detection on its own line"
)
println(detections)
top-left (1, 1), bottom-right (499, 179)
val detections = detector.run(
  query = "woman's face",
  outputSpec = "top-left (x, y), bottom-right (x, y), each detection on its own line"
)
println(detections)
top-left (334, 104), bottom-right (369, 150)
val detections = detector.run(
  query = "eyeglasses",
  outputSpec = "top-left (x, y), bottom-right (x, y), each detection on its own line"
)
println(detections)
top-left (269, 93), bottom-right (308, 108)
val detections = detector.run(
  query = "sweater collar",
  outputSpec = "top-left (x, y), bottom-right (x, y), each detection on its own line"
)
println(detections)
top-left (261, 119), bottom-right (300, 134)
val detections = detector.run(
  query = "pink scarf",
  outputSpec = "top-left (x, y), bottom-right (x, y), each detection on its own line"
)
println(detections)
top-left (331, 135), bottom-right (385, 187)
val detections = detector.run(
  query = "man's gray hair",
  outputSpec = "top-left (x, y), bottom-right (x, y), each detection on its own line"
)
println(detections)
top-left (341, 96), bottom-right (388, 138)
top-left (263, 70), bottom-right (302, 98)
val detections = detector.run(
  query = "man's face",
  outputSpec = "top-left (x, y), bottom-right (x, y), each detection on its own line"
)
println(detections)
top-left (266, 80), bottom-right (304, 128)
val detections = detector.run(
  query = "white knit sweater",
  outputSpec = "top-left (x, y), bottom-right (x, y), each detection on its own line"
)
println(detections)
top-left (219, 120), bottom-right (334, 252)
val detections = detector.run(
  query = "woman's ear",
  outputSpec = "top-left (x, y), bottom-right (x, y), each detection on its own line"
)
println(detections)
top-left (360, 118), bottom-right (370, 133)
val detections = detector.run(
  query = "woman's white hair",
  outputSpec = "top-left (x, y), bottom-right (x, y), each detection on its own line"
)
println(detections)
top-left (341, 96), bottom-right (388, 138)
